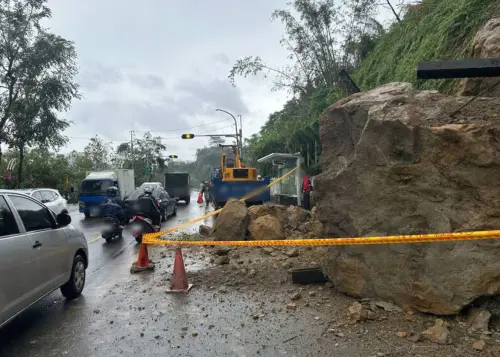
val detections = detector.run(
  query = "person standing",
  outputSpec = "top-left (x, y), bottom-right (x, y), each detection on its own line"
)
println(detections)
top-left (301, 174), bottom-right (312, 211)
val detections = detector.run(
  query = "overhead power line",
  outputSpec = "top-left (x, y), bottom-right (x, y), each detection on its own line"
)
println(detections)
top-left (67, 126), bottom-right (232, 142)
top-left (133, 118), bottom-right (235, 133)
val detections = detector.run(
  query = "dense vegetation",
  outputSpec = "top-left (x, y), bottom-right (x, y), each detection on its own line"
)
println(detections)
top-left (355, 0), bottom-right (500, 94)
top-left (234, 0), bottom-right (500, 175)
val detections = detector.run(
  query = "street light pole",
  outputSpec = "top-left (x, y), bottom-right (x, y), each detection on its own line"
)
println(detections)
top-left (215, 108), bottom-right (242, 155)
top-left (237, 114), bottom-right (243, 157)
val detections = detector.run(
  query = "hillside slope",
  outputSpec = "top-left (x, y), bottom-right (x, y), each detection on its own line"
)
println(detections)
top-left (354, 0), bottom-right (500, 94)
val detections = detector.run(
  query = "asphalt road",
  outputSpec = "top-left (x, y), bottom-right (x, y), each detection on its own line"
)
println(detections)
top-left (0, 193), bottom-right (214, 357)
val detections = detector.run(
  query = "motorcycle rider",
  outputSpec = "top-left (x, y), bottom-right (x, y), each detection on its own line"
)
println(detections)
top-left (101, 186), bottom-right (126, 228)
top-left (136, 187), bottom-right (161, 228)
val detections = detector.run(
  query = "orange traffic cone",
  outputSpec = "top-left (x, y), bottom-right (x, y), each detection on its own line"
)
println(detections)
top-left (130, 244), bottom-right (155, 273)
top-left (166, 247), bottom-right (193, 293)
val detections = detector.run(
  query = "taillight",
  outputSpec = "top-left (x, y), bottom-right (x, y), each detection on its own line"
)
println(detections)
top-left (157, 201), bottom-right (161, 207)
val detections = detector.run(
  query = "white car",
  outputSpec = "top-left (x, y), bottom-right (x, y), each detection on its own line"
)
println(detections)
top-left (140, 182), bottom-right (163, 190)
top-left (15, 188), bottom-right (68, 215)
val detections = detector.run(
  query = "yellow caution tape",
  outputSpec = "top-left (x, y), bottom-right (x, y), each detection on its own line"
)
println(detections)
top-left (142, 166), bottom-right (299, 241)
top-left (143, 230), bottom-right (500, 246)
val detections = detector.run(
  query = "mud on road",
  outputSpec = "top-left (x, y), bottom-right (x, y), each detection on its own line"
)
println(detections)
top-left (1, 203), bottom-right (500, 356)
top-left (4, 239), bottom-right (495, 357)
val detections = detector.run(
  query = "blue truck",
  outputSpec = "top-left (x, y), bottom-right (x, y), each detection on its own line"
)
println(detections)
top-left (78, 170), bottom-right (135, 218)
top-left (207, 145), bottom-right (270, 209)
top-left (210, 173), bottom-right (271, 209)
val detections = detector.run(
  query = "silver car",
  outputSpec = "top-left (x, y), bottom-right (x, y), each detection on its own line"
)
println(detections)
top-left (0, 189), bottom-right (89, 329)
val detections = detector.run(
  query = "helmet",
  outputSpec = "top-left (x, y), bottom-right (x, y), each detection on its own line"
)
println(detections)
top-left (257, 175), bottom-right (262, 180)
top-left (143, 187), bottom-right (153, 196)
top-left (106, 186), bottom-right (118, 197)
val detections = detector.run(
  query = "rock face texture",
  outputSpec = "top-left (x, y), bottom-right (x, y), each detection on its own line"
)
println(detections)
top-left (315, 82), bottom-right (500, 314)
top-left (459, 18), bottom-right (500, 97)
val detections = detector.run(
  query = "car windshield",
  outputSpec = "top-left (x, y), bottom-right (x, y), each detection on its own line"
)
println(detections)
top-left (125, 189), bottom-right (160, 201)
top-left (79, 179), bottom-right (114, 196)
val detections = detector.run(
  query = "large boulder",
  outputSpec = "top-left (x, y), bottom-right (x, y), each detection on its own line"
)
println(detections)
top-left (316, 82), bottom-right (500, 314)
top-left (248, 204), bottom-right (289, 223)
top-left (211, 199), bottom-right (250, 241)
top-left (248, 214), bottom-right (285, 240)
top-left (459, 18), bottom-right (500, 97)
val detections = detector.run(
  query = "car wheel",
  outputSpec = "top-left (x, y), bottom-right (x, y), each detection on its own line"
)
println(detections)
top-left (61, 254), bottom-right (86, 299)
top-left (84, 212), bottom-right (90, 219)
top-left (161, 210), bottom-right (167, 222)
top-left (184, 197), bottom-right (190, 205)
top-left (172, 206), bottom-right (177, 216)
top-left (105, 237), bottom-right (112, 243)
top-left (135, 236), bottom-right (142, 244)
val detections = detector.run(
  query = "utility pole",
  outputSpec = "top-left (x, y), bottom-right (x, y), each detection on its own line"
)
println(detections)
top-left (129, 130), bottom-right (134, 170)
top-left (238, 114), bottom-right (243, 158)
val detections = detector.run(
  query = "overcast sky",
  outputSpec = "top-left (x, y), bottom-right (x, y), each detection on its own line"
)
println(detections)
top-left (46, 0), bottom-right (293, 160)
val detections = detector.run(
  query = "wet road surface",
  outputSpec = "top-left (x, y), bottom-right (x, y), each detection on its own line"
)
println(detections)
top-left (0, 196), bottom-right (345, 357)
top-left (0, 193), bottom-right (215, 356)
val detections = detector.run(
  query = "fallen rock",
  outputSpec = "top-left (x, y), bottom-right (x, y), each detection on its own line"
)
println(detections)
top-left (291, 292), bottom-right (302, 301)
top-left (421, 319), bottom-right (452, 345)
top-left (216, 256), bottom-right (230, 265)
top-left (473, 339), bottom-right (486, 351)
top-left (211, 199), bottom-right (250, 241)
top-left (467, 307), bottom-right (491, 331)
top-left (317, 82), bottom-right (500, 315)
top-left (375, 301), bottom-right (403, 313)
top-left (348, 301), bottom-right (377, 322)
top-left (285, 248), bottom-right (299, 258)
top-left (459, 18), bottom-right (500, 97)
top-left (199, 225), bottom-right (212, 236)
top-left (287, 205), bottom-right (311, 229)
top-left (248, 214), bottom-right (284, 241)
top-left (396, 331), bottom-right (408, 338)
top-left (311, 206), bottom-right (317, 219)
top-left (262, 247), bottom-right (274, 255)
top-left (248, 204), bottom-right (289, 223)
top-left (407, 333), bottom-right (421, 342)
top-left (286, 303), bottom-right (297, 310)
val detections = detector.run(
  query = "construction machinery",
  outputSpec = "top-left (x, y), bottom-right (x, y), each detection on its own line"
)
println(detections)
top-left (209, 144), bottom-right (270, 209)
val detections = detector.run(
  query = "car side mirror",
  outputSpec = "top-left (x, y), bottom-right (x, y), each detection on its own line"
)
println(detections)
top-left (56, 211), bottom-right (72, 226)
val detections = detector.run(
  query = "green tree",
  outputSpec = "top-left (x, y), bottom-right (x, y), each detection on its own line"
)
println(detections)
top-left (229, 0), bottom-right (377, 93)
top-left (84, 135), bottom-right (112, 171)
top-left (228, 0), bottom-right (388, 174)
top-left (7, 28), bottom-right (80, 186)
top-left (0, 0), bottom-right (78, 165)
top-left (110, 132), bottom-right (166, 185)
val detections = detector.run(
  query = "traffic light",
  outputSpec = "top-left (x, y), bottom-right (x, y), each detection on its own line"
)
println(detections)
top-left (181, 134), bottom-right (195, 139)
top-left (168, 155), bottom-right (178, 158)
top-left (145, 167), bottom-right (152, 175)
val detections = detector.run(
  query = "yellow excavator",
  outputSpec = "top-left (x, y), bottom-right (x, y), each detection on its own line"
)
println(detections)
top-left (210, 144), bottom-right (269, 208)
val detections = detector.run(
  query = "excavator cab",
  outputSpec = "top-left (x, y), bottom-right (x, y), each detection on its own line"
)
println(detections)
top-left (219, 144), bottom-right (257, 181)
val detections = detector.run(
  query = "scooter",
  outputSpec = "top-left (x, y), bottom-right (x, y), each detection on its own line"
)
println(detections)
top-left (101, 216), bottom-right (123, 243)
top-left (130, 214), bottom-right (160, 244)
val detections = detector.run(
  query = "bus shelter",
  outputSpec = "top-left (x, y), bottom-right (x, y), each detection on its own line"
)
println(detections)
top-left (257, 153), bottom-right (303, 206)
